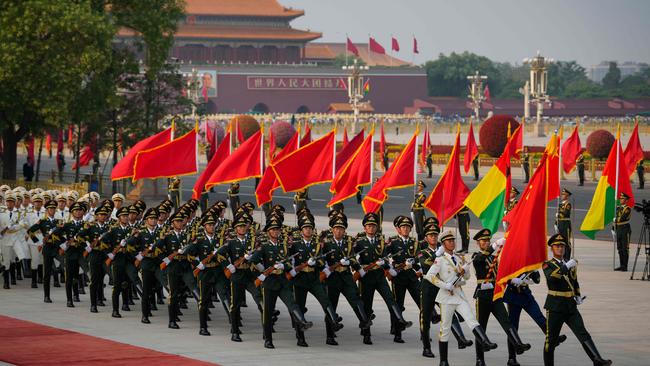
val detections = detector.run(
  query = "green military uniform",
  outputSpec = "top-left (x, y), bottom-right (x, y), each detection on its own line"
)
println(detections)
top-left (614, 194), bottom-right (632, 271)
top-left (51, 202), bottom-right (87, 307)
top-left (76, 208), bottom-right (110, 312)
top-left (293, 190), bottom-right (308, 216)
top-left (637, 160), bottom-right (645, 189)
top-left (556, 189), bottom-right (573, 260)
top-left (227, 183), bottom-right (240, 218)
top-left (455, 206), bottom-right (471, 253)
top-left (411, 181), bottom-right (426, 241)
top-left (26, 200), bottom-right (61, 302)
top-left (168, 178), bottom-right (181, 208)
top-left (522, 152), bottom-right (530, 183)
top-left (576, 154), bottom-right (585, 186)
top-left (418, 217), bottom-right (443, 358)
top-left (543, 234), bottom-right (611, 366)
top-left (100, 207), bottom-right (134, 317)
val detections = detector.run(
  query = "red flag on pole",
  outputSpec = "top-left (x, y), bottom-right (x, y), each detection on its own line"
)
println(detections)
top-left (463, 120), bottom-right (479, 173)
top-left (56, 130), bottom-right (64, 156)
top-left (362, 128), bottom-right (418, 213)
top-left (236, 121), bottom-right (245, 144)
top-left (272, 130), bottom-right (336, 192)
top-left (111, 127), bottom-right (173, 181)
top-left (256, 131), bottom-right (300, 206)
top-left (268, 129), bottom-right (277, 162)
top-left (45, 133), bottom-right (52, 157)
top-left (132, 128), bottom-right (197, 182)
top-left (342, 126), bottom-right (349, 146)
top-left (369, 37), bottom-right (386, 54)
top-left (484, 85), bottom-right (491, 103)
top-left (205, 121), bottom-right (216, 157)
top-left (380, 120), bottom-right (387, 170)
top-left (26, 136), bottom-right (35, 163)
top-left (193, 130), bottom-right (231, 199)
top-left (412, 36), bottom-right (419, 54)
top-left (508, 124), bottom-right (523, 160)
top-left (391, 37), bottom-right (400, 52)
top-left (624, 121), bottom-right (644, 177)
top-left (420, 124), bottom-right (430, 167)
top-left (545, 130), bottom-right (561, 202)
top-left (336, 129), bottom-right (365, 172)
top-left (328, 130), bottom-right (374, 207)
top-left (300, 123), bottom-right (312, 147)
top-left (347, 37), bottom-right (360, 57)
top-left (561, 124), bottom-right (582, 174)
top-left (205, 129), bottom-right (263, 190)
top-left (424, 127), bottom-right (470, 224)
top-left (72, 144), bottom-right (95, 171)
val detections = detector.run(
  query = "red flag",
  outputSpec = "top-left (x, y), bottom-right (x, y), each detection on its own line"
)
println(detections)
top-left (362, 128), bottom-right (418, 213)
top-left (420, 125), bottom-right (430, 167)
top-left (391, 37), bottom-right (400, 52)
top-left (546, 131), bottom-right (561, 202)
top-left (272, 130), bottom-right (336, 192)
top-left (328, 130), bottom-right (374, 207)
top-left (256, 131), bottom-right (300, 206)
top-left (205, 129), bottom-right (263, 190)
top-left (380, 120), bottom-right (386, 170)
top-left (67, 125), bottom-right (74, 151)
top-left (342, 126), bottom-right (349, 146)
top-left (494, 151), bottom-right (551, 300)
top-left (205, 121), bottom-right (216, 157)
top-left (132, 128), bottom-right (197, 182)
top-left (26, 136), bottom-right (35, 163)
top-left (72, 145), bottom-right (95, 170)
top-left (484, 85), bottom-right (491, 103)
top-left (336, 129), bottom-right (364, 172)
top-left (413, 36), bottom-right (419, 54)
top-left (268, 129), bottom-right (277, 162)
top-left (424, 128), bottom-right (470, 224)
top-left (56, 130), bottom-right (64, 156)
top-left (111, 127), bottom-right (173, 181)
top-left (236, 121), bottom-right (245, 144)
top-left (201, 86), bottom-right (208, 102)
top-left (508, 124), bottom-right (523, 160)
top-left (300, 123), bottom-right (312, 147)
top-left (45, 133), bottom-right (52, 157)
top-left (193, 131), bottom-right (231, 199)
top-left (624, 121), bottom-right (644, 177)
top-left (369, 37), bottom-right (386, 54)
top-left (346, 37), bottom-right (359, 57)
top-left (463, 120), bottom-right (479, 173)
top-left (561, 124), bottom-right (582, 174)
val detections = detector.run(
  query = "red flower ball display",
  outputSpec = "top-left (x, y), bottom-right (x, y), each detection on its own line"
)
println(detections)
top-left (270, 121), bottom-right (297, 148)
top-left (230, 115), bottom-right (260, 140)
top-left (586, 129), bottom-right (615, 159)
top-left (479, 115), bottom-right (521, 157)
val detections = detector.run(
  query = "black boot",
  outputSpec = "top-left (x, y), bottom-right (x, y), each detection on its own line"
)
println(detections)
top-left (390, 303), bottom-right (413, 330)
top-left (53, 273), bottom-right (61, 287)
top-left (3, 272), bottom-right (10, 289)
top-left (543, 347), bottom-right (554, 366)
top-left (296, 330), bottom-right (308, 347)
top-left (291, 308), bottom-right (313, 331)
top-left (507, 338), bottom-right (521, 366)
top-left (439, 341), bottom-right (450, 366)
top-left (473, 326), bottom-right (498, 352)
top-left (37, 265), bottom-right (43, 283)
top-left (354, 303), bottom-right (373, 329)
top-left (422, 331), bottom-right (435, 358)
top-left (199, 306), bottom-right (210, 335)
top-left (581, 339), bottom-right (612, 366)
top-left (31, 272), bottom-right (38, 288)
top-left (15, 261), bottom-right (23, 280)
top-left (362, 328), bottom-right (372, 345)
top-left (451, 319), bottom-right (473, 349)
top-left (90, 305), bottom-right (98, 313)
top-left (168, 305), bottom-right (179, 329)
top-left (325, 306), bottom-right (344, 332)
top-left (507, 327), bottom-right (531, 354)
top-left (141, 316), bottom-right (150, 324)
top-left (475, 339), bottom-right (486, 366)
top-left (9, 263), bottom-right (16, 284)
top-left (24, 259), bottom-right (32, 278)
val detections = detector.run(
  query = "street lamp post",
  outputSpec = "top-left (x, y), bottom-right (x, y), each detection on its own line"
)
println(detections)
top-left (187, 68), bottom-right (200, 119)
top-left (467, 71), bottom-right (487, 122)
top-left (342, 59), bottom-right (369, 134)
top-left (524, 51), bottom-right (553, 137)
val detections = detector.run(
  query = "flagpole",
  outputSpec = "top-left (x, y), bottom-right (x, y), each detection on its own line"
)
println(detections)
top-left (613, 124), bottom-right (621, 270)
top-left (369, 125), bottom-right (375, 189)
top-left (367, 34), bottom-right (371, 66)
top-left (389, 34), bottom-right (393, 67)
top-left (413, 126), bottom-right (419, 198)
top-left (345, 34), bottom-right (349, 66)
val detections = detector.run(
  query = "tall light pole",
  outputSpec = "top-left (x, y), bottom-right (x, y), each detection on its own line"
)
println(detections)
top-left (186, 68), bottom-right (200, 118)
top-left (467, 71), bottom-right (487, 122)
top-left (342, 59), bottom-right (369, 134)
top-left (524, 51), bottom-right (553, 137)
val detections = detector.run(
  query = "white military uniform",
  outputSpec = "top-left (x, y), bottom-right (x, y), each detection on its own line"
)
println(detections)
top-left (24, 206), bottom-right (46, 269)
top-left (425, 251), bottom-right (480, 341)
top-left (55, 207), bottom-right (69, 222)
top-left (0, 206), bottom-right (23, 268)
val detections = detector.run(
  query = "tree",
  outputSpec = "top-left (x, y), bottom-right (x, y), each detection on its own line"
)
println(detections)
top-left (601, 61), bottom-right (621, 89)
top-left (424, 52), bottom-right (499, 97)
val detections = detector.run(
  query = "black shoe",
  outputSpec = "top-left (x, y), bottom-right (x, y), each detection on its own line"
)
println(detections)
top-left (614, 266), bottom-right (626, 271)
top-left (264, 340), bottom-right (274, 349)
top-left (326, 337), bottom-right (338, 346)
top-left (431, 313), bottom-right (441, 324)
top-left (241, 302), bottom-right (248, 308)
top-left (422, 348), bottom-right (435, 358)
top-left (557, 334), bottom-right (567, 346)
top-left (66, 301), bottom-right (75, 308)
top-left (476, 359), bottom-right (487, 366)
top-left (44, 296), bottom-right (52, 303)
top-left (73, 295), bottom-right (80, 302)
top-left (128, 299), bottom-right (135, 306)
top-left (174, 316), bottom-right (181, 322)
top-left (79, 287), bottom-right (86, 295)
top-left (297, 338), bottom-right (309, 347)
top-left (122, 304), bottom-right (130, 311)
top-left (150, 303), bottom-right (158, 311)
top-left (363, 335), bottom-right (373, 345)
top-left (231, 333), bottom-right (242, 342)
top-left (507, 358), bottom-right (521, 366)
top-left (112, 311), bottom-right (121, 318)
top-left (90, 306), bottom-right (98, 313)
top-left (31, 282), bottom-right (38, 289)
top-left (179, 302), bottom-right (188, 309)
top-left (393, 335), bottom-right (405, 343)
top-left (199, 328), bottom-right (211, 336)
top-left (168, 321), bottom-right (179, 329)
top-left (53, 281), bottom-right (61, 288)
top-left (97, 301), bottom-right (105, 307)
top-left (177, 309), bottom-right (183, 316)
top-left (141, 317), bottom-right (150, 324)
top-left (157, 298), bottom-right (165, 305)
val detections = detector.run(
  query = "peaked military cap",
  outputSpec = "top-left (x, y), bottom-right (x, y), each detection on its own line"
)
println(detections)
top-left (70, 202), bottom-right (86, 212)
top-left (619, 192), bottom-right (630, 200)
top-left (511, 187), bottom-right (520, 196)
top-left (547, 233), bottom-right (567, 247)
top-left (561, 188), bottom-right (572, 196)
top-left (418, 180), bottom-right (426, 189)
top-left (362, 212), bottom-right (380, 226)
top-left (201, 214), bottom-right (216, 226)
top-left (144, 207), bottom-right (158, 220)
top-left (393, 215), bottom-right (414, 228)
top-left (473, 228), bottom-right (492, 241)
top-left (44, 200), bottom-right (57, 209)
top-left (330, 214), bottom-right (348, 229)
top-left (424, 221), bottom-right (440, 236)
top-left (298, 215), bottom-right (315, 229)
top-left (116, 206), bottom-right (130, 217)
top-left (264, 216), bottom-right (282, 231)
top-left (439, 230), bottom-right (456, 243)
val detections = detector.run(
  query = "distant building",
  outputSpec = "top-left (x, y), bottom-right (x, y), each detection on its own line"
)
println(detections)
top-left (588, 61), bottom-right (645, 83)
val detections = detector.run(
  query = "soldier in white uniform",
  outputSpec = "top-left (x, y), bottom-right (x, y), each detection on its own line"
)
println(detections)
top-left (24, 194), bottom-right (46, 287)
top-left (1, 192), bottom-right (23, 289)
top-left (111, 193), bottom-right (125, 221)
top-left (54, 194), bottom-right (69, 221)
top-left (424, 230), bottom-right (497, 366)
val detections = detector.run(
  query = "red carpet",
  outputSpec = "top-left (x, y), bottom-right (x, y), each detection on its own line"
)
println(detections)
top-left (0, 315), bottom-right (218, 365)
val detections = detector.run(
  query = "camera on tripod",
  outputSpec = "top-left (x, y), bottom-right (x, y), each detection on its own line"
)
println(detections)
top-left (634, 199), bottom-right (650, 220)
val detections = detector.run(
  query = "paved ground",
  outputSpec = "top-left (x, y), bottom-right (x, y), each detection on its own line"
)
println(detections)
top-left (1, 221), bottom-right (649, 366)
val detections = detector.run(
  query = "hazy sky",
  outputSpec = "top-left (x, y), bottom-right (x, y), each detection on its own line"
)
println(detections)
top-left (282, 0), bottom-right (650, 67)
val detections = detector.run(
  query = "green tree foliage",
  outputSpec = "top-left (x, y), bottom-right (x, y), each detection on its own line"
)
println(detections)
top-left (601, 62), bottom-right (621, 90)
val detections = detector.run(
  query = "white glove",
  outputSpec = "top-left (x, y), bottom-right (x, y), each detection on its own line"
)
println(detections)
top-left (416, 268), bottom-right (423, 276)
top-left (274, 262), bottom-right (284, 270)
top-left (108, 253), bottom-right (115, 260)
top-left (496, 238), bottom-right (506, 247)
top-left (135, 254), bottom-right (143, 261)
top-left (120, 239), bottom-right (126, 247)
top-left (227, 264), bottom-right (236, 273)
top-left (524, 277), bottom-right (535, 285)
top-left (340, 258), bottom-right (350, 266)
top-left (388, 269), bottom-right (398, 277)
top-left (177, 248), bottom-right (183, 254)
top-left (375, 259), bottom-right (385, 266)
top-left (565, 259), bottom-right (577, 269)
top-left (462, 263), bottom-right (472, 273)
top-left (257, 274), bottom-right (266, 282)
top-left (444, 282), bottom-right (454, 291)
top-left (611, 230), bottom-right (616, 238)
top-left (197, 262), bottom-right (205, 270)
top-left (405, 258), bottom-right (414, 269)
top-left (59, 243), bottom-right (67, 251)
top-left (511, 277), bottom-right (523, 286)
top-left (575, 296), bottom-right (585, 305)
top-left (435, 246), bottom-right (445, 257)
top-left (307, 257), bottom-right (316, 266)
top-left (244, 253), bottom-right (252, 261)
top-left (289, 269), bottom-right (298, 277)
top-left (554, 224), bottom-right (559, 233)
top-left (212, 249), bottom-right (218, 255)
top-left (85, 245), bottom-right (92, 253)
top-left (163, 257), bottom-right (171, 265)
top-left (480, 282), bottom-right (494, 290)
top-left (322, 267), bottom-right (332, 278)
top-left (358, 269), bottom-right (366, 278)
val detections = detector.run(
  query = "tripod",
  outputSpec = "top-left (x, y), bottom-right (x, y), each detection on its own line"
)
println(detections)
top-left (630, 216), bottom-right (650, 281)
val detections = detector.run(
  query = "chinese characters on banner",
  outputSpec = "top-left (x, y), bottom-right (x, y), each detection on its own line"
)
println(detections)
top-left (247, 76), bottom-right (346, 90)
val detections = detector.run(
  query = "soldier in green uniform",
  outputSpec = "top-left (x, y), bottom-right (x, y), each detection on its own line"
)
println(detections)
top-left (227, 182), bottom-right (240, 218)
top-left (293, 189), bottom-right (308, 217)
top-left (250, 215), bottom-right (313, 349)
top-left (471, 228), bottom-right (531, 366)
top-left (576, 154), bottom-right (585, 186)
top-left (506, 187), bottom-right (519, 215)
top-left (543, 234), bottom-right (612, 366)
top-left (354, 212), bottom-right (412, 345)
top-left (472, 156), bottom-right (480, 181)
top-left (637, 160), bottom-right (645, 189)
top-left (522, 148), bottom-right (530, 183)
top-left (411, 180), bottom-right (426, 241)
top-left (555, 189), bottom-right (573, 260)
top-left (418, 217), bottom-right (442, 357)
top-left (455, 205), bottom-right (471, 254)
top-left (288, 215), bottom-right (343, 347)
top-left (76, 203), bottom-right (111, 313)
top-left (52, 202), bottom-right (87, 308)
top-left (387, 215), bottom-right (421, 343)
top-left (101, 206), bottom-right (133, 317)
top-left (321, 213), bottom-right (372, 346)
top-left (26, 200), bottom-right (61, 303)
top-left (614, 192), bottom-right (632, 272)
top-left (168, 177), bottom-right (181, 209)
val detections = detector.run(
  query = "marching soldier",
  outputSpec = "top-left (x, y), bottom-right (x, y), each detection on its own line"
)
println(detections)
top-left (411, 180), bottom-right (426, 241)
top-left (543, 234), bottom-right (611, 366)
top-left (522, 147), bottom-right (530, 183)
top-left (168, 177), bottom-right (181, 209)
top-left (614, 192), bottom-right (632, 272)
top-left (110, 193), bottom-right (124, 222)
top-left (471, 228), bottom-right (531, 366)
top-left (455, 205), bottom-right (471, 254)
top-left (101, 206), bottom-right (133, 317)
top-left (227, 182), bottom-right (240, 218)
top-left (24, 194), bottom-right (45, 288)
top-left (76, 203), bottom-right (111, 313)
top-left (637, 159), bottom-right (645, 189)
top-left (506, 187), bottom-right (519, 214)
top-left (288, 215), bottom-right (343, 347)
top-left (555, 189), bottom-right (573, 260)
top-left (424, 230), bottom-right (497, 366)
top-left (576, 154), bottom-right (585, 186)
top-left (26, 199), bottom-right (61, 300)
top-left (250, 215), bottom-right (313, 349)
top-left (52, 202), bottom-right (87, 307)
top-left (321, 214), bottom-right (372, 345)
top-left (293, 189), bottom-right (308, 217)
top-left (354, 212), bottom-right (412, 345)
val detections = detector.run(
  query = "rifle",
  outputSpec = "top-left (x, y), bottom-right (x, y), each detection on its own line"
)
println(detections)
top-left (286, 249), bottom-right (334, 280)
top-left (193, 249), bottom-right (219, 277)
top-left (37, 224), bottom-right (59, 253)
top-left (254, 251), bottom-right (302, 287)
top-left (134, 243), bottom-right (155, 268)
top-left (83, 230), bottom-right (110, 258)
top-left (353, 249), bottom-right (403, 281)
top-left (320, 247), bottom-right (367, 282)
top-left (224, 253), bottom-right (249, 279)
top-left (105, 239), bottom-right (127, 266)
top-left (160, 244), bottom-right (190, 270)
top-left (385, 257), bottom-right (421, 281)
